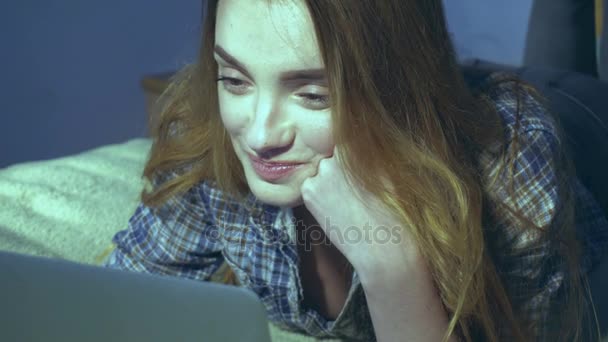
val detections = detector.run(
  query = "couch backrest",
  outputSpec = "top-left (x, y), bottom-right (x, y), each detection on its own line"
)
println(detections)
top-left (461, 60), bottom-right (608, 216)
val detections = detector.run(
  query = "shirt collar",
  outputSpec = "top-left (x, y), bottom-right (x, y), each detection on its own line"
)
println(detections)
top-left (243, 191), bottom-right (283, 225)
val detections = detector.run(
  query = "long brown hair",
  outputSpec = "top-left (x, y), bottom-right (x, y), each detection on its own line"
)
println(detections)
top-left (141, 0), bottom-right (587, 340)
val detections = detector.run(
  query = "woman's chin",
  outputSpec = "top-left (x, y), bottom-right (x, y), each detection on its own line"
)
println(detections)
top-left (248, 179), bottom-right (303, 208)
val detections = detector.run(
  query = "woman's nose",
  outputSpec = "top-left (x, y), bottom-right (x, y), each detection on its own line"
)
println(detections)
top-left (245, 93), bottom-right (295, 158)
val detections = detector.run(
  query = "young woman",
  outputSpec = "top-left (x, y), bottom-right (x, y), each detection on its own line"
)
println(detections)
top-left (103, 0), bottom-right (608, 341)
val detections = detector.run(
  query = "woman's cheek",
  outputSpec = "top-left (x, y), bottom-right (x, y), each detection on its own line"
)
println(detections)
top-left (218, 97), bottom-right (248, 134)
top-left (301, 115), bottom-right (334, 156)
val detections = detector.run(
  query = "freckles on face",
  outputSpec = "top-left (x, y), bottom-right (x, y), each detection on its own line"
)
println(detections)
top-left (298, 114), bottom-right (334, 157)
top-left (217, 94), bottom-right (247, 134)
top-left (220, 100), bottom-right (334, 157)
top-left (213, 0), bottom-right (335, 207)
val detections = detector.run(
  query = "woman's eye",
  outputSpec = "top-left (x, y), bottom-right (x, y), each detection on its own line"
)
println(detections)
top-left (216, 76), bottom-right (248, 93)
top-left (299, 93), bottom-right (330, 108)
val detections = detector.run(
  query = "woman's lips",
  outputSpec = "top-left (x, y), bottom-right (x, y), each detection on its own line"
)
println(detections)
top-left (249, 155), bottom-right (304, 181)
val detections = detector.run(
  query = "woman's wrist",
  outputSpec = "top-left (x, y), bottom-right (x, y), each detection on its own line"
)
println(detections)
top-left (353, 241), bottom-right (423, 289)
top-left (356, 249), bottom-right (457, 342)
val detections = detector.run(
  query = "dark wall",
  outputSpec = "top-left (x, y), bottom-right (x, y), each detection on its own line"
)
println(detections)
top-left (0, 1), bottom-right (201, 168)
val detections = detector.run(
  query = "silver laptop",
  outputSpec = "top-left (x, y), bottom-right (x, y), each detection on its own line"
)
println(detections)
top-left (0, 251), bottom-right (271, 342)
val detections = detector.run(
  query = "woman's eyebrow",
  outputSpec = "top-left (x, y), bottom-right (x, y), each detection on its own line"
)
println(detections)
top-left (214, 45), bottom-right (251, 77)
top-left (214, 44), bottom-right (327, 83)
top-left (281, 69), bottom-right (327, 83)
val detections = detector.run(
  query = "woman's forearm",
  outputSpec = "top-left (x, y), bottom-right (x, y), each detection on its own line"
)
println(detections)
top-left (357, 252), bottom-right (458, 342)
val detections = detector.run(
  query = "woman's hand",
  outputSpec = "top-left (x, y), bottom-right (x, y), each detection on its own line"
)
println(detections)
top-left (300, 146), bottom-right (456, 342)
top-left (299, 146), bottom-right (415, 275)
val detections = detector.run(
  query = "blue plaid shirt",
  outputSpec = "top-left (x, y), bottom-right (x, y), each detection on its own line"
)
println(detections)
top-left (103, 72), bottom-right (608, 341)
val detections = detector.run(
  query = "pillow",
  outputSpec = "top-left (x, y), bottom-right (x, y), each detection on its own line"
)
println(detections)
top-left (0, 138), bottom-right (151, 264)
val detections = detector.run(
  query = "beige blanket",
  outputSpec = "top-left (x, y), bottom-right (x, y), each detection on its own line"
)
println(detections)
top-left (0, 138), bottom-right (339, 342)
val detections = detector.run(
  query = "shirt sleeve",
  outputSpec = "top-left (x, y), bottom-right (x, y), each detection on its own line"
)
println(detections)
top-left (483, 124), bottom-right (569, 340)
top-left (477, 75), bottom-right (590, 340)
top-left (479, 74), bottom-right (608, 339)
top-left (103, 174), bottom-right (225, 282)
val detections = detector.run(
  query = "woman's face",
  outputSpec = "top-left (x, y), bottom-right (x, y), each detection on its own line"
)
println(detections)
top-left (214, 0), bottom-right (334, 208)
